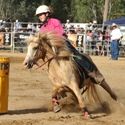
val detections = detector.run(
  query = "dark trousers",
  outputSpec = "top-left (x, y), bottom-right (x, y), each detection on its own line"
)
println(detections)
top-left (111, 40), bottom-right (119, 60)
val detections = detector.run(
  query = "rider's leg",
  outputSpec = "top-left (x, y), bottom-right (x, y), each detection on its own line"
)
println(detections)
top-left (88, 71), bottom-right (117, 101)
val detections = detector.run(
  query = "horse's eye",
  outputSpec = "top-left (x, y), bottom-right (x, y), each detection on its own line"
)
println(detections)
top-left (33, 47), bottom-right (38, 50)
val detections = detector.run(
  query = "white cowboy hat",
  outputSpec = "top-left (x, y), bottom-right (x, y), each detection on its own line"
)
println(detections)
top-left (111, 23), bottom-right (117, 27)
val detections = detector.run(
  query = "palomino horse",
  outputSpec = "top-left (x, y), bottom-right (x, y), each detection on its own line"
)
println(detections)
top-left (23, 31), bottom-right (117, 118)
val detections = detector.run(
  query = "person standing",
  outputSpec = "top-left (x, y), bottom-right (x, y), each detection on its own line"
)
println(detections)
top-left (110, 23), bottom-right (123, 60)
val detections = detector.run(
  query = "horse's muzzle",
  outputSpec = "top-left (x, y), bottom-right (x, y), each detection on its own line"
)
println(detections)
top-left (23, 59), bottom-right (35, 69)
top-left (26, 61), bottom-right (34, 69)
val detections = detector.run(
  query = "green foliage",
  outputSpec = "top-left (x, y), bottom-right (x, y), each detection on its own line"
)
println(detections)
top-left (109, 0), bottom-right (125, 19)
top-left (0, 0), bottom-right (125, 23)
top-left (51, 0), bottom-right (71, 22)
top-left (70, 0), bottom-right (104, 23)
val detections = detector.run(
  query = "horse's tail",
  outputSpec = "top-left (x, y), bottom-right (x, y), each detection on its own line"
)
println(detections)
top-left (83, 80), bottom-right (116, 114)
top-left (83, 81), bottom-right (102, 105)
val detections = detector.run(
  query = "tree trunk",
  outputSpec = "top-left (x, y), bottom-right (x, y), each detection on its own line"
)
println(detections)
top-left (103, 0), bottom-right (110, 23)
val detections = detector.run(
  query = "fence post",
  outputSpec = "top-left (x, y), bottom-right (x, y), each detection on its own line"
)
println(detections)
top-left (83, 33), bottom-right (86, 53)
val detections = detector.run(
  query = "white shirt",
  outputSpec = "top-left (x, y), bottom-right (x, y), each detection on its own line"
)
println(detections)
top-left (110, 28), bottom-right (122, 40)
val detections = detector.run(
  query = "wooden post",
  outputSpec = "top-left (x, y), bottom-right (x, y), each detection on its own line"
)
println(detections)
top-left (103, 0), bottom-right (110, 23)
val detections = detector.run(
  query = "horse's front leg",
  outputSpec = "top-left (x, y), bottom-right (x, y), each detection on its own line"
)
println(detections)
top-left (69, 82), bottom-right (89, 119)
top-left (52, 86), bottom-right (61, 113)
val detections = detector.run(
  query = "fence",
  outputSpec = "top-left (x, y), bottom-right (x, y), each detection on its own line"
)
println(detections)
top-left (0, 22), bottom-right (125, 57)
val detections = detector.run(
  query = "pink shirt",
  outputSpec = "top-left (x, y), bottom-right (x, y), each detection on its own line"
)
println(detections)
top-left (40, 18), bottom-right (64, 36)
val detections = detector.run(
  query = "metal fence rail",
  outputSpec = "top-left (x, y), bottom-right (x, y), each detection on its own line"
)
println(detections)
top-left (0, 22), bottom-right (125, 57)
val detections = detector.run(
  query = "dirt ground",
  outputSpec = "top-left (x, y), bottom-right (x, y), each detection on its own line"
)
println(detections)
top-left (0, 52), bottom-right (125, 125)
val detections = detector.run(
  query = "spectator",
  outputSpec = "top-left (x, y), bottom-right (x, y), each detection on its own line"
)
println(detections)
top-left (86, 30), bottom-right (93, 43)
top-left (110, 23), bottom-right (123, 60)
top-left (65, 19), bottom-right (71, 33)
top-left (27, 22), bottom-right (33, 32)
top-left (14, 20), bottom-right (22, 32)
top-left (91, 28), bottom-right (98, 54)
top-left (96, 30), bottom-right (103, 55)
top-left (103, 26), bottom-right (111, 56)
top-left (86, 30), bottom-right (93, 54)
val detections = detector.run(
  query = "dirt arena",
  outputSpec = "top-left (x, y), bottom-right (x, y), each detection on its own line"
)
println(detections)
top-left (0, 52), bottom-right (125, 125)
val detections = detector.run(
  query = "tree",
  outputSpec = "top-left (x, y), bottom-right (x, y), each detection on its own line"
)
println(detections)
top-left (70, 0), bottom-right (104, 23)
top-left (50, 0), bottom-right (71, 23)
top-left (108, 0), bottom-right (125, 19)
top-left (0, 0), bottom-right (125, 23)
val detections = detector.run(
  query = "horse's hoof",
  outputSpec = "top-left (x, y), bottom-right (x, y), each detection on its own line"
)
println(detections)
top-left (83, 111), bottom-right (90, 119)
top-left (53, 105), bottom-right (61, 113)
top-left (82, 107), bottom-right (90, 119)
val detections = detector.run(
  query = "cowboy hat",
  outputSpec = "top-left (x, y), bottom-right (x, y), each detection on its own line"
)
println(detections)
top-left (111, 23), bottom-right (117, 27)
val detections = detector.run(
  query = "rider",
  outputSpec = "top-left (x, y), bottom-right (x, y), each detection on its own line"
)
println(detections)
top-left (35, 4), bottom-right (117, 114)
top-left (35, 5), bottom-right (64, 36)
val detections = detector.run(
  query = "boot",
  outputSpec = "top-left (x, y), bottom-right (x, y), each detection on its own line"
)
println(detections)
top-left (100, 80), bottom-right (117, 101)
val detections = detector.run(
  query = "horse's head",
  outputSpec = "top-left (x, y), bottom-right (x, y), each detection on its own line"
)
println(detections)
top-left (23, 34), bottom-right (47, 69)
top-left (23, 31), bottom-right (71, 69)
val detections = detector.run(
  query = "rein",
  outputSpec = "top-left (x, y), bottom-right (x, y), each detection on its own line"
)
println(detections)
top-left (35, 56), bottom-right (55, 69)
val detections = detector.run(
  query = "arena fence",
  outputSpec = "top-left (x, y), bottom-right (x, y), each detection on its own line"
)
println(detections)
top-left (0, 22), bottom-right (125, 57)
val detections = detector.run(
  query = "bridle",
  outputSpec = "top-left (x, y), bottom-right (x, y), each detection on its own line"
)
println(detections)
top-left (33, 43), bottom-right (57, 69)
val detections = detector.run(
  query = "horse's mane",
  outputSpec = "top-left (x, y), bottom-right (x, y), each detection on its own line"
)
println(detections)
top-left (39, 31), bottom-right (66, 48)
top-left (27, 31), bottom-right (66, 47)
top-left (27, 31), bottom-right (72, 57)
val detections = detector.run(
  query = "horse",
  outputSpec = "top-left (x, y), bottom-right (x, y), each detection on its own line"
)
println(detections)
top-left (23, 31), bottom-right (117, 119)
